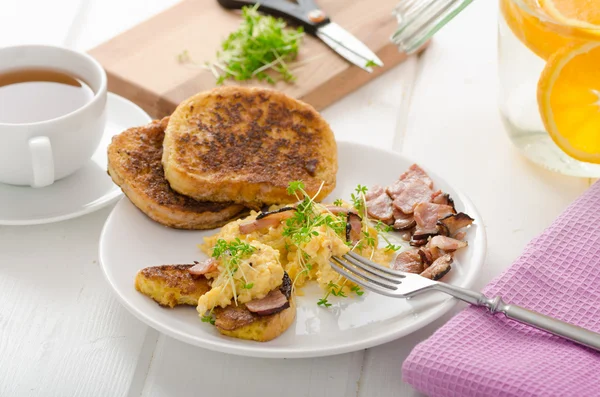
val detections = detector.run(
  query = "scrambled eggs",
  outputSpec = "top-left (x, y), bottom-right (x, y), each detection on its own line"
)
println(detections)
top-left (197, 241), bottom-right (284, 315)
top-left (201, 204), bottom-right (393, 303)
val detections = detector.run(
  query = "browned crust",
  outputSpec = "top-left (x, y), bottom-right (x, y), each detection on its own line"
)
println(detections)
top-left (163, 86), bottom-right (337, 206)
top-left (107, 117), bottom-right (246, 229)
top-left (135, 264), bottom-right (211, 308)
top-left (214, 298), bottom-right (297, 342)
top-left (136, 264), bottom-right (210, 296)
top-left (214, 304), bottom-right (257, 331)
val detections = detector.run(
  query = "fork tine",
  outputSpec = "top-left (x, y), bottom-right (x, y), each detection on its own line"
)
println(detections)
top-left (329, 258), bottom-right (400, 298)
top-left (341, 253), bottom-right (403, 284)
top-left (344, 252), bottom-right (407, 277)
top-left (331, 256), bottom-right (397, 289)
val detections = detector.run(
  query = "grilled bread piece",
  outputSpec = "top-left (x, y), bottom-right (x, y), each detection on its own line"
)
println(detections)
top-left (108, 117), bottom-right (246, 229)
top-left (214, 273), bottom-right (295, 342)
top-left (135, 265), bottom-right (210, 308)
top-left (136, 265), bottom-right (296, 342)
top-left (214, 298), bottom-right (296, 342)
top-left (162, 86), bottom-right (337, 207)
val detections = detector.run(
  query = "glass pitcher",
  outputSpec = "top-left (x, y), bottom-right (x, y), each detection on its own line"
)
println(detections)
top-left (392, 0), bottom-right (600, 177)
top-left (498, 0), bottom-right (600, 177)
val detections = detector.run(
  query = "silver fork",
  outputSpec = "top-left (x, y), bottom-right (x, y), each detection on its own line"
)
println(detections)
top-left (330, 252), bottom-right (600, 352)
top-left (391, 0), bottom-right (475, 54)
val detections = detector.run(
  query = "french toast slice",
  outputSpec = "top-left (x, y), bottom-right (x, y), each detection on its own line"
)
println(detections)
top-left (136, 265), bottom-right (296, 342)
top-left (162, 87), bottom-right (337, 207)
top-left (107, 117), bottom-right (246, 229)
top-left (214, 298), bottom-right (296, 342)
top-left (212, 271), bottom-right (295, 342)
top-left (135, 264), bottom-right (210, 308)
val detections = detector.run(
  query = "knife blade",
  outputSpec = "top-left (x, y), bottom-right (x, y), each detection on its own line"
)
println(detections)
top-left (315, 22), bottom-right (384, 73)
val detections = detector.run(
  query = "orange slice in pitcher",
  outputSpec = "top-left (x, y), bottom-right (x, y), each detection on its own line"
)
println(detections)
top-left (538, 42), bottom-right (600, 163)
top-left (541, 0), bottom-right (600, 30)
top-left (500, 0), bottom-right (579, 59)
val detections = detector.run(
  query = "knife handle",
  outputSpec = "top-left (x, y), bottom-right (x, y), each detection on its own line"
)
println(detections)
top-left (217, 0), bottom-right (330, 34)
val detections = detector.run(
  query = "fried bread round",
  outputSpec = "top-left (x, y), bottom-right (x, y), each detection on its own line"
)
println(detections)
top-left (214, 298), bottom-right (296, 342)
top-left (162, 87), bottom-right (337, 207)
top-left (108, 118), bottom-right (246, 229)
top-left (135, 264), bottom-right (210, 308)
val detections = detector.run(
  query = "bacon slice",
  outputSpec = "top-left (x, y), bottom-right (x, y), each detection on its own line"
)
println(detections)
top-left (366, 192), bottom-right (394, 223)
top-left (413, 202), bottom-right (455, 235)
top-left (400, 164), bottom-right (433, 189)
top-left (409, 237), bottom-right (428, 247)
top-left (418, 248), bottom-right (433, 267)
top-left (437, 212), bottom-right (474, 236)
top-left (392, 207), bottom-right (416, 230)
top-left (325, 205), bottom-right (358, 215)
top-left (454, 231), bottom-right (467, 240)
top-left (429, 235), bottom-right (468, 251)
top-left (392, 179), bottom-right (434, 214)
top-left (394, 215), bottom-right (416, 230)
top-left (239, 208), bottom-right (295, 234)
top-left (366, 185), bottom-right (385, 201)
top-left (392, 250), bottom-right (423, 273)
top-left (346, 212), bottom-right (362, 244)
top-left (425, 247), bottom-right (444, 262)
top-left (431, 191), bottom-right (455, 210)
top-left (420, 254), bottom-right (452, 280)
top-left (245, 289), bottom-right (290, 316)
top-left (189, 258), bottom-right (218, 275)
top-left (386, 180), bottom-right (406, 199)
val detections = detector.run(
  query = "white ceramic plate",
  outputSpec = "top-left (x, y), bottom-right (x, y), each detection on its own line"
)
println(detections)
top-left (0, 93), bottom-right (151, 225)
top-left (99, 141), bottom-right (486, 358)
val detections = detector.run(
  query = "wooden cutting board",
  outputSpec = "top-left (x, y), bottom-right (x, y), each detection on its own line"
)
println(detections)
top-left (90, 0), bottom-right (423, 118)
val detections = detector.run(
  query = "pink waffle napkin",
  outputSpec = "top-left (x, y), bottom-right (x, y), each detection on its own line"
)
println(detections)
top-left (402, 181), bottom-right (600, 397)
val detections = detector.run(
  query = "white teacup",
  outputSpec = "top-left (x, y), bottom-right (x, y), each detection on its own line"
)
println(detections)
top-left (0, 45), bottom-right (107, 188)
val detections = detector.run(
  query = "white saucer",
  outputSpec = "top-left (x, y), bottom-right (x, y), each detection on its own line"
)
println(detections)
top-left (0, 93), bottom-right (152, 226)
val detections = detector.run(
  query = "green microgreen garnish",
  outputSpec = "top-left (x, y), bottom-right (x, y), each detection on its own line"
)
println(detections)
top-left (373, 221), bottom-right (402, 252)
top-left (177, 50), bottom-right (190, 63)
top-left (283, 181), bottom-right (347, 250)
top-left (283, 181), bottom-right (348, 305)
top-left (318, 279), bottom-right (348, 308)
top-left (365, 60), bottom-right (378, 68)
top-left (201, 314), bottom-right (215, 325)
top-left (363, 231), bottom-right (376, 248)
top-left (317, 298), bottom-right (332, 307)
top-left (350, 185), bottom-right (368, 213)
top-left (351, 286), bottom-right (364, 296)
top-left (205, 5), bottom-right (304, 85)
top-left (283, 181), bottom-right (401, 307)
top-left (211, 238), bottom-right (256, 304)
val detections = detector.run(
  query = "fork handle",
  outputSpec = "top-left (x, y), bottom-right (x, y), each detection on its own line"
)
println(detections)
top-left (433, 283), bottom-right (600, 352)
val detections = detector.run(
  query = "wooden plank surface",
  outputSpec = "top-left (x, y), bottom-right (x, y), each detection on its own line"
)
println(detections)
top-left (89, 0), bottom-right (417, 118)
top-left (0, 208), bottom-right (150, 397)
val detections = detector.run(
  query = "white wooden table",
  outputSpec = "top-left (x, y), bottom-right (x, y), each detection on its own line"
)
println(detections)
top-left (0, 1), bottom-right (593, 396)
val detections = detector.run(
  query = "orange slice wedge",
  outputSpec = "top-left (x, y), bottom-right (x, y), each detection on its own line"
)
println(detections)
top-left (541, 0), bottom-right (600, 30)
top-left (538, 42), bottom-right (600, 163)
top-left (501, 0), bottom-right (571, 59)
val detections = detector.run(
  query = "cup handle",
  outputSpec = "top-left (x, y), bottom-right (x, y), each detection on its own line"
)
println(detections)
top-left (28, 136), bottom-right (55, 188)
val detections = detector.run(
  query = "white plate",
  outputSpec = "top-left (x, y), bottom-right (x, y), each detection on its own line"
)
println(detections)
top-left (0, 93), bottom-right (151, 226)
top-left (99, 141), bottom-right (486, 358)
